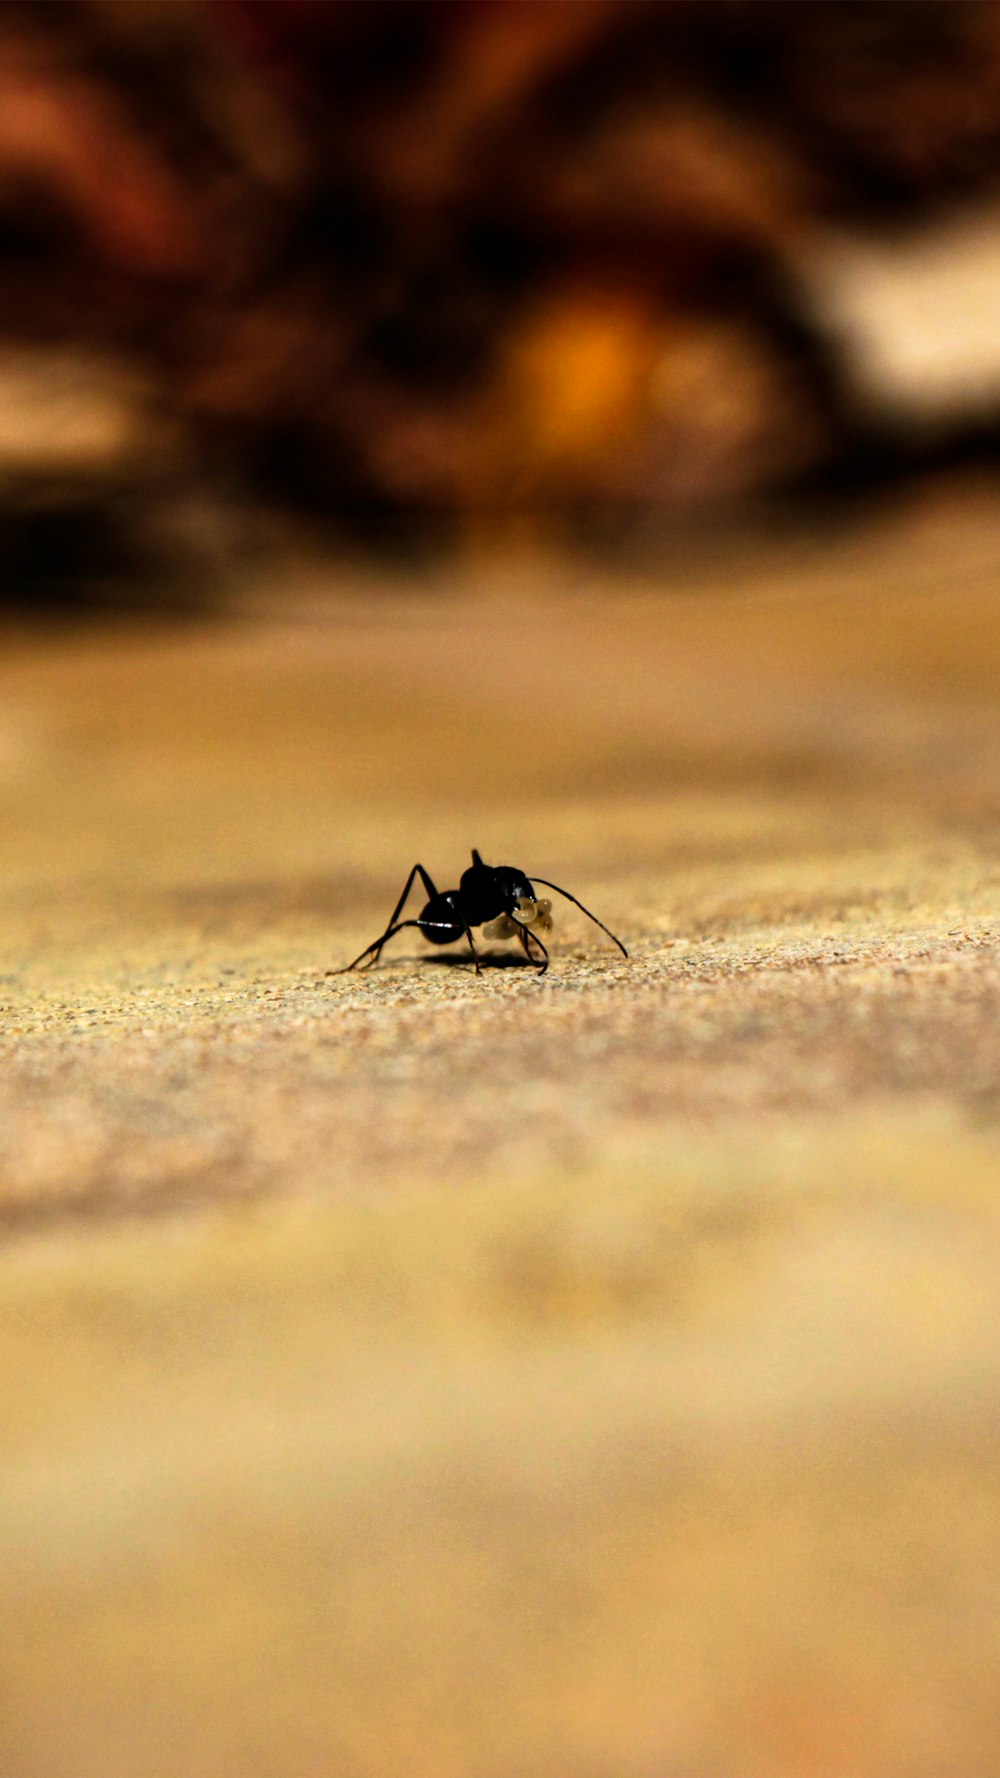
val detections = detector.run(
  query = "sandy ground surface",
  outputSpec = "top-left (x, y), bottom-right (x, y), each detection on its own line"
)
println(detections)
top-left (3, 491), bottom-right (1000, 1777)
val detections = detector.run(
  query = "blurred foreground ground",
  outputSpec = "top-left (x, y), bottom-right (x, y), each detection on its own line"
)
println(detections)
top-left (3, 492), bottom-right (1000, 1777)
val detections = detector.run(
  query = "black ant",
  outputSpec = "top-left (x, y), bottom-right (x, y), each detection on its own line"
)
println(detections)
top-left (331, 849), bottom-right (628, 977)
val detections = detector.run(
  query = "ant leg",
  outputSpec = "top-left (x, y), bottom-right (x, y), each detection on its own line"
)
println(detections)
top-left (528, 878), bottom-right (628, 958)
top-left (382, 863), bottom-right (440, 933)
top-left (328, 918), bottom-right (457, 975)
top-left (518, 926), bottom-right (549, 975)
top-left (328, 863), bottom-right (440, 974)
top-left (456, 908), bottom-right (482, 975)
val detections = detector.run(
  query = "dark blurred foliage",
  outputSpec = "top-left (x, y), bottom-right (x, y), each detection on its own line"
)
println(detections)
top-left (3, 0), bottom-right (1000, 602)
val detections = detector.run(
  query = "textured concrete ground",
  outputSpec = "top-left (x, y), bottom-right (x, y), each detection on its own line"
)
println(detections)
top-left (3, 493), bottom-right (1000, 1777)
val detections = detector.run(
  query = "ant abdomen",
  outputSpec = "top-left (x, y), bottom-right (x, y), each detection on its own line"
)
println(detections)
top-left (418, 893), bottom-right (464, 946)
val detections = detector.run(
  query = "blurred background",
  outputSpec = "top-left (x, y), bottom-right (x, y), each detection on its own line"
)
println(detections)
top-left (4, 0), bottom-right (1000, 605)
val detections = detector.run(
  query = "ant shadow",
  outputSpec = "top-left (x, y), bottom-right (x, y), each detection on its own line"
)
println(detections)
top-left (404, 949), bottom-right (538, 970)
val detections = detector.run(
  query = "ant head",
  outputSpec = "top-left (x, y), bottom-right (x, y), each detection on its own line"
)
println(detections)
top-left (491, 865), bottom-right (535, 908)
top-left (484, 866), bottom-right (553, 939)
top-left (462, 855), bottom-right (553, 937)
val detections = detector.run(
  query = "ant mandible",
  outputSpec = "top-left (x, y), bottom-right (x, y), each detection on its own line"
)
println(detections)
top-left (331, 849), bottom-right (628, 977)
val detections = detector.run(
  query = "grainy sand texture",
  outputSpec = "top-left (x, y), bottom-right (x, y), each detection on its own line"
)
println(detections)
top-left (3, 494), bottom-right (1000, 1778)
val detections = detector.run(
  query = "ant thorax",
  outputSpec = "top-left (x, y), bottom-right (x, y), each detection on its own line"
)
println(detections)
top-left (483, 896), bottom-right (553, 942)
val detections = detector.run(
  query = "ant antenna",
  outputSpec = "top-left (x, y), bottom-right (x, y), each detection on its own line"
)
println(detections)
top-left (528, 877), bottom-right (628, 957)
